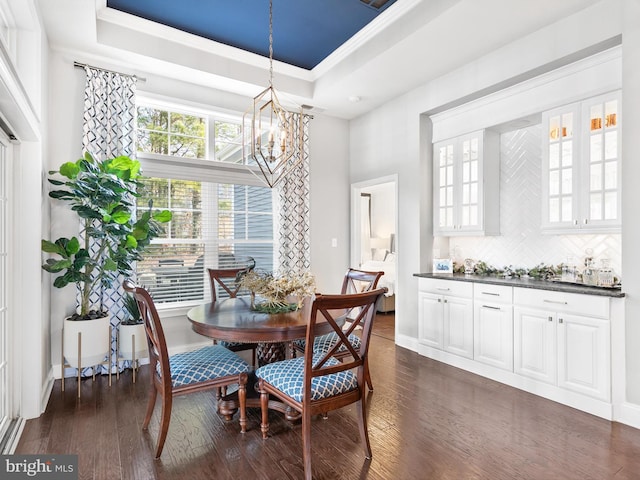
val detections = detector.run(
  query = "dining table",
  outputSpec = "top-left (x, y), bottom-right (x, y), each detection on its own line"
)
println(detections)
top-left (187, 295), bottom-right (346, 418)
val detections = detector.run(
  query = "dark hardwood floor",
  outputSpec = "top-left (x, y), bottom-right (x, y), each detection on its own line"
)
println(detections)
top-left (16, 315), bottom-right (640, 479)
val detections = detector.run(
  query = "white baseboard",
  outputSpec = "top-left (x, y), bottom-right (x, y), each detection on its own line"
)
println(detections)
top-left (395, 333), bottom-right (419, 352)
top-left (41, 368), bottom-right (55, 414)
top-left (617, 402), bottom-right (640, 430)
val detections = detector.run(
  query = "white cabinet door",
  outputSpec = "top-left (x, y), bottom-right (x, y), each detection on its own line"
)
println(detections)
top-left (474, 302), bottom-right (513, 371)
top-left (433, 130), bottom-right (499, 236)
top-left (580, 91), bottom-right (622, 230)
top-left (418, 291), bottom-right (444, 349)
top-left (443, 296), bottom-right (473, 359)
top-left (513, 307), bottom-right (557, 385)
top-left (557, 313), bottom-right (611, 401)
top-left (541, 91), bottom-right (621, 233)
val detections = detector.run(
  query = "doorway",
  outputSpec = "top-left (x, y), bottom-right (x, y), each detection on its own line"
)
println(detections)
top-left (351, 175), bottom-right (398, 342)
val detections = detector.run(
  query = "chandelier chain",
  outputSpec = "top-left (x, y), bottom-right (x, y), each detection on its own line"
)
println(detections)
top-left (268, 0), bottom-right (274, 88)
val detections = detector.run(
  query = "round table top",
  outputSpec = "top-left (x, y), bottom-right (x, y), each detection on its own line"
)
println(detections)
top-left (187, 296), bottom-right (340, 343)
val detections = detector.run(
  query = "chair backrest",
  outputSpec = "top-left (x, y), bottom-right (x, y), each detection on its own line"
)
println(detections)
top-left (123, 279), bottom-right (172, 391)
top-left (207, 267), bottom-right (252, 301)
top-left (341, 268), bottom-right (384, 295)
top-left (304, 288), bottom-right (387, 398)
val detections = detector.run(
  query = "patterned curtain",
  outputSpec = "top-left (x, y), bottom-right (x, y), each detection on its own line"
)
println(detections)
top-left (80, 66), bottom-right (137, 375)
top-left (276, 113), bottom-right (311, 275)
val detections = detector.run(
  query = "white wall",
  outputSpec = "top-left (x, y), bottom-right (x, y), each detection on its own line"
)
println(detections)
top-left (351, 0), bottom-right (640, 425)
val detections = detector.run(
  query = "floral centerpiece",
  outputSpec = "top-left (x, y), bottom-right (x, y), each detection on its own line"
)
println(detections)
top-left (239, 270), bottom-right (316, 314)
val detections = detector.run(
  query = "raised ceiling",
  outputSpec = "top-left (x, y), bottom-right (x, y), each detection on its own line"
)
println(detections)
top-left (106, 0), bottom-right (397, 70)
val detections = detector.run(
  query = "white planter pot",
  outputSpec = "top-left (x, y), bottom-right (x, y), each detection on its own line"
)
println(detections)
top-left (63, 314), bottom-right (111, 369)
top-left (119, 323), bottom-right (148, 361)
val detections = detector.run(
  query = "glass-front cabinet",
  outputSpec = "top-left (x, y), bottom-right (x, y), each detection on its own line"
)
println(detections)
top-left (542, 91), bottom-right (621, 232)
top-left (433, 130), bottom-right (499, 236)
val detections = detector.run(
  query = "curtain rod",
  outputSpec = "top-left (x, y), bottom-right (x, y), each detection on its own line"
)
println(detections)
top-left (73, 61), bottom-right (147, 82)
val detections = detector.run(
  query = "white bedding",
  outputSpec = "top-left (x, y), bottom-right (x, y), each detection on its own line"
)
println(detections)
top-left (359, 259), bottom-right (396, 296)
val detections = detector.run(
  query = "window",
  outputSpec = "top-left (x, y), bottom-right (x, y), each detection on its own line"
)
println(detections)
top-left (135, 102), bottom-right (275, 305)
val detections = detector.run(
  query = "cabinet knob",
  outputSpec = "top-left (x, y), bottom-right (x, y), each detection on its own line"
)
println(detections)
top-left (583, 219), bottom-right (588, 225)
top-left (437, 298), bottom-right (442, 303)
top-left (559, 318), bottom-right (564, 324)
top-left (548, 316), bottom-right (553, 322)
top-left (443, 299), bottom-right (448, 303)
top-left (573, 219), bottom-right (579, 226)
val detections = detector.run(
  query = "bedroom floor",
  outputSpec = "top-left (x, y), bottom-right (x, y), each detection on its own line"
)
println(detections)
top-left (372, 311), bottom-right (395, 341)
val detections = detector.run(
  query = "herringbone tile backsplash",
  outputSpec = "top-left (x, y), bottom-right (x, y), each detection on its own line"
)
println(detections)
top-left (447, 125), bottom-right (621, 277)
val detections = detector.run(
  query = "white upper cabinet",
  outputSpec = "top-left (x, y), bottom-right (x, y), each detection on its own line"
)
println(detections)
top-left (542, 91), bottom-right (621, 233)
top-left (433, 130), bottom-right (499, 236)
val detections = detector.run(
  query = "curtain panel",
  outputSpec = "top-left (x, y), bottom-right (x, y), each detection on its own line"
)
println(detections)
top-left (79, 66), bottom-right (137, 375)
top-left (276, 113), bottom-right (311, 275)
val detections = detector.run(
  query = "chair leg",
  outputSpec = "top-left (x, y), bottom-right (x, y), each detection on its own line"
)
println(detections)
top-left (154, 394), bottom-right (172, 459)
top-left (364, 358), bottom-right (374, 391)
top-left (259, 380), bottom-right (269, 439)
top-left (238, 381), bottom-right (247, 434)
top-left (356, 398), bottom-right (372, 460)
top-left (302, 408), bottom-right (313, 480)
top-left (142, 386), bottom-right (158, 430)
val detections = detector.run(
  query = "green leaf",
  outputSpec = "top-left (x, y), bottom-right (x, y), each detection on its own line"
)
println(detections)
top-left (111, 210), bottom-right (131, 224)
top-left (43, 258), bottom-right (72, 272)
top-left (59, 162), bottom-right (81, 179)
top-left (125, 235), bottom-right (138, 248)
top-left (153, 210), bottom-right (172, 222)
top-left (103, 258), bottom-right (118, 271)
top-left (65, 237), bottom-right (80, 255)
top-left (41, 239), bottom-right (65, 255)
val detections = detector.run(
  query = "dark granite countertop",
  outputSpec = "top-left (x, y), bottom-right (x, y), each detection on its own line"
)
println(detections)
top-left (414, 272), bottom-right (625, 298)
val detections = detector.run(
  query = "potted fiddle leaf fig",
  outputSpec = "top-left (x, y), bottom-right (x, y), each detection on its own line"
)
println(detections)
top-left (42, 152), bottom-right (171, 369)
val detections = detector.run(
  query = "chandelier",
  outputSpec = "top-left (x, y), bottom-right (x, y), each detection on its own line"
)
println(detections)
top-left (242, 0), bottom-right (303, 188)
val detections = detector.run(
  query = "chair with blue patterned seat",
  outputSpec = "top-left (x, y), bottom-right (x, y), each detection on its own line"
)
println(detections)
top-left (293, 268), bottom-right (383, 390)
top-left (207, 266), bottom-right (258, 365)
top-left (256, 287), bottom-right (387, 480)
top-left (122, 279), bottom-right (252, 459)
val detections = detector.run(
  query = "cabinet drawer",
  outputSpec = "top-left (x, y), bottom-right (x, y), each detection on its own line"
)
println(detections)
top-left (513, 287), bottom-right (609, 318)
top-left (474, 284), bottom-right (513, 304)
top-left (418, 278), bottom-right (472, 298)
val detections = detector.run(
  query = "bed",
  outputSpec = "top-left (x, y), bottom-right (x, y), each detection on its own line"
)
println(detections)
top-left (360, 253), bottom-right (396, 312)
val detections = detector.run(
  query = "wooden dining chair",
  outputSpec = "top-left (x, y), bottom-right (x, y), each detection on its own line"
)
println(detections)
top-left (207, 267), bottom-right (258, 365)
top-left (256, 288), bottom-right (387, 480)
top-left (122, 279), bottom-right (251, 459)
top-left (293, 268), bottom-right (384, 390)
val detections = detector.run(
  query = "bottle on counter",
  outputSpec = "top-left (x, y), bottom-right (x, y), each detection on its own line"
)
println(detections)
top-left (598, 258), bottom-right (614, 287)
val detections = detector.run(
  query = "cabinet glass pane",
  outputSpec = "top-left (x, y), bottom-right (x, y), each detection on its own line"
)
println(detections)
top-left (470, 160), bottom-right (478, 182)
top-left (561, 197), bottom-right (572, 222)
top-left (590, 193), bottom-right (602, 220)
top-left (561, 168), bottom-right (572, 194)
top-left (590, 104), bottom-right (603, 131)
top-left (604, 192), bottom-right (617, 220)
top-left (549, 144), bottom-right (560, 169)
top-left (549, 170), bottom-right (560, 195)
top-left (462, 162), bottom-right (470, 182)
top-left (439, 168), bottom-right (447, 186)
top-left (561, 113), bottom-right (573, 138)
top-left (605, 100), bottom-right (618, 127)
top-left (439, 189), bottom-right (446, 205)
top-left (447, 166), bottom-right (454, 184)
top-left (470, 138), bottom-right (479, 159)
top-left (549, 115), bottom-right (560, 141)
top-left (462, 184), bottom-right (469, 204)
top-left (590, 135), bottom-right (602, 162)
top-left (470, 205), bottom-right (478, 225)
top-left (439, 208), bottom-right (448, 227)
top-left (462, 206), bottom-right (469, 225)
top-left (604, 161), bottom-right (617, 189)
top-left (604, 131), bottom-right (617, 160)
top-left (561, 142), bottom-right (572, 166)
top-left (462, 141), bottom-right (470, 161)
top-left (549, 198), bottom-right (560, 222)
top-left (590, 164), bottom-right (602, 191)
top-left (446, 186), bottom-right (453, 205)
top-left (470, 183), bottom-right (478, 203)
